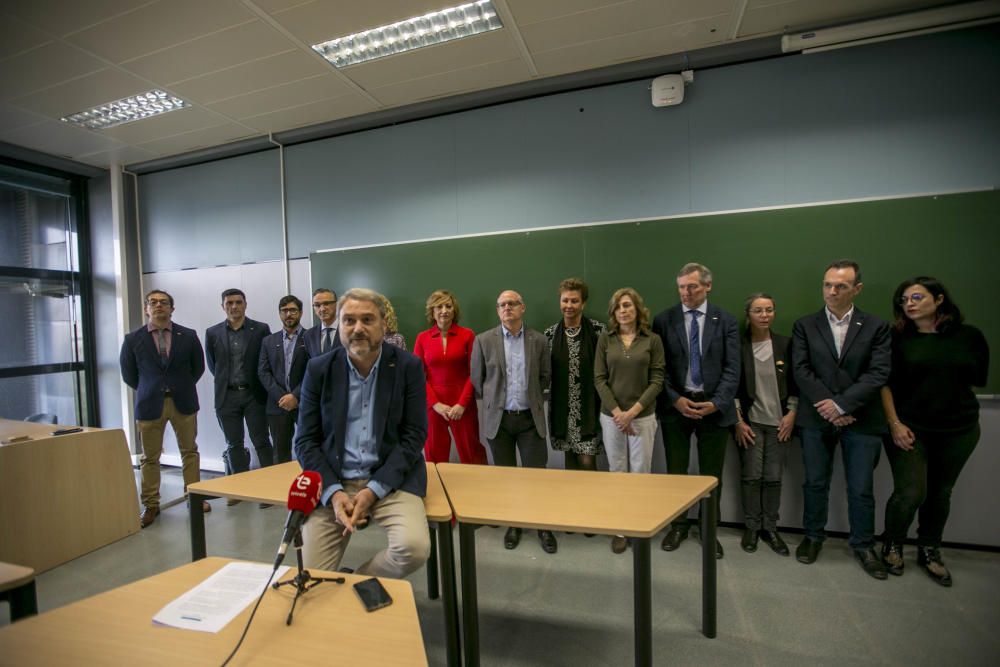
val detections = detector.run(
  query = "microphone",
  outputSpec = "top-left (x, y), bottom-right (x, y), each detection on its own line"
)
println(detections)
top-left (273, 471), bottom-right (323, 568)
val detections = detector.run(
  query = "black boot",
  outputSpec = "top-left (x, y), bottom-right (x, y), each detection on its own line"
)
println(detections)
top-left (917, 546), bottom-right (952, 587)
top-left (881, 540), bottom-right (904, 576)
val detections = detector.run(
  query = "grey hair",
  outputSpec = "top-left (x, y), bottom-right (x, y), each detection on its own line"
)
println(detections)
top-left (677, 262), bottom-right (713, 285)
top-left (338, 288), bottom-right (387, 319)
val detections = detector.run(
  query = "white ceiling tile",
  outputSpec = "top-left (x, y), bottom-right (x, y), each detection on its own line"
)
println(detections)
top-left (0, 42), bottom-right (107, 101)
top-left (73, 144), bottom-right (161, 168)
top-left (134, 122), bottom-right (258, 155)
top-left (250, 0), bottom-right (314, 13)
top-left (121, 20), bottom-right (296, 84)
top-left (533, 16), bottom-right (726, 76)
top-left (0, 0), bottom-right (154, 38)
top-left (0, 118), bottom-right (127, 159)
top-left (505, 0), bottom-right (628, 26)
top-left (0, 102), bottom-right (48, 132)
top-left (370, 58), bottom-right (532, 106)
top-left (170, 49), bottom-right (331, 105)
top-left (520, 0), bottom-right (732, 53)
top-left (97, 105), bottom-right (228, 144)
top-left (64, 0), bottom-right (255, 63)
top-left (342, 29), bottom-right (520, 90)
top-left (740, 0), bottom-right (935, 36)
top-left (9, 68), bottom-right (156, 118)
top-left (0, 14), bottom-right (52, 59)
top-left (240, 93), bottom-right (379, 133)
top-left (271, 0), bottom-right (449, 45)
top-left (207, 73), bottom-right (355, 119)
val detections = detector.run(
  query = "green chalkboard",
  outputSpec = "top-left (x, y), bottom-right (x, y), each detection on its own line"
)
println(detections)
top-left (312, 189), bottom-right (1000, 393)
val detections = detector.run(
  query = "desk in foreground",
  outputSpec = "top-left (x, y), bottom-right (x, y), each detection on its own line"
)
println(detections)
top-left (0, 556), bottom-right (426, 666)
top-left (436, 464), bottom-right (719, 667)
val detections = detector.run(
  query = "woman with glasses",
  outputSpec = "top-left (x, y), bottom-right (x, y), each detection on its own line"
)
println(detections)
top-left (880, 277), bottom-right (988, 586)
top-left (734, 293), bottom-right (798, 556)
top-left (594, 287), bottom-right (665, 553)
top-left (544, 278), bottom-right (606, 474)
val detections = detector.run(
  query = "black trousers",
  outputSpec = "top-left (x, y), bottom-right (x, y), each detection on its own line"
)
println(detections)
top-left (217, 388), bottom-right (273, 473)
top-left (488, 411), bottom-right (548, 469)
top-left (267, 410), bottom-right (297, 464)
top-left (883, 424), bottom-right (980, 547)
top-left (661, 412), bottom-right (729, 531)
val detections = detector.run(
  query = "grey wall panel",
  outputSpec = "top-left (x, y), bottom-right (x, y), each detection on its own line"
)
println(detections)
top-left (138, 149), bottom-right (282, 271)
top-left (88, 173), bottom-right (121, 428)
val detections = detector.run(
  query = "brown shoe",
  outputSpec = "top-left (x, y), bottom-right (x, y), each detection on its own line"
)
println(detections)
top-left (611, 536), bottom-right (628, 554)
top-left (140, 506), bottom-right (159, 528)
top-left (202, 500), bottom-right (212, 513)
top-left (226, 498), bottom-right (242, 507)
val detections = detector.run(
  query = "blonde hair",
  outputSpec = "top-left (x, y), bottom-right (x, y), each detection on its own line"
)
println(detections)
top-left (607, 287), bottom-right (651, 334)
top-left (424, 290), bottom-right (461, 326)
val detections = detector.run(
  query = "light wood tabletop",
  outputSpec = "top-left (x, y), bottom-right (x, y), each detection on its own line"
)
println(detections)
top-left (0, 562), bottom-right (34, 592)
top-left (436, 463), bottom-right (716, 537)
top-left (0, 556), bottom-right (427, 666)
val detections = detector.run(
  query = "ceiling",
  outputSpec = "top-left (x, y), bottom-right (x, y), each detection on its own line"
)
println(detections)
top-left (0, 0), bottom-right (947, 170)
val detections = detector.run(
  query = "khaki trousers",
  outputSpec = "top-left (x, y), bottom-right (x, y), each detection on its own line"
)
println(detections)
top-left (137, 397), bottom-right (201, 508)
top-left (302, 479), bottom-right (430, 579)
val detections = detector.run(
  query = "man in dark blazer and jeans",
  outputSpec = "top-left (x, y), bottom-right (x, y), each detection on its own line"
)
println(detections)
top-left (653, 263), bottom-right (741, 559)
top-left (205, 288), bottom-right (273, 483)
top-left (120, 289), bottom-right (209, 528)
top-left (258, 295), bottom-right (309, 464)
top-left (792, 259), bottom-right (891, 579)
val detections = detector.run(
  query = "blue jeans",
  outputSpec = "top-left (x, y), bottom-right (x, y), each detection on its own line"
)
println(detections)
top-left (800, 426), bottom-right (882, 550)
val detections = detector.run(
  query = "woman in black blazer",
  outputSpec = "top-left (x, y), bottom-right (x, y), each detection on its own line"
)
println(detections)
top-left (734, 293), bottom-right (798, 556)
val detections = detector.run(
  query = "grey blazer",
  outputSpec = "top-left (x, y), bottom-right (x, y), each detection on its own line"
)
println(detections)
top-left (471, 325), bottom-right (551, 440)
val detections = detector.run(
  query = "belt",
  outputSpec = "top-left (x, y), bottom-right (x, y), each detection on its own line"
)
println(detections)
top-left (503, 409), bottom-right (530, 416)
top-left (683, 390), bottom-right (707, 402)
top-left (228, 384), bottom-right (250, 391)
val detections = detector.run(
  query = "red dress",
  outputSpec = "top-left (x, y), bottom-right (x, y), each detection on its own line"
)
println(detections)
top-left (413, 324), bottom-right (486, 464)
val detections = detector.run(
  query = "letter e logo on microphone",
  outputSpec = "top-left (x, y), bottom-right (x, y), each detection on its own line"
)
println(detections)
top-left (295, 475), bottom-right (311, 492)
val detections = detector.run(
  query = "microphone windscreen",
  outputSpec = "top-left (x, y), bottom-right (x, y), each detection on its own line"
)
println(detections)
top-left (286, 471), bottom-right (323, 515)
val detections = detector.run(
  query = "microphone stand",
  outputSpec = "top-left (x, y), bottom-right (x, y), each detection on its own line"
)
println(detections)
top-left (272, 530), bottom-right (345, 625)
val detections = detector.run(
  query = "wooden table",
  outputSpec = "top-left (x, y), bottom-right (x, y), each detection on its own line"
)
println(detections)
top-left (0, 419), bottom-right (139, 573)
top-left (0, 556), bottom-right (426, 665)
top-left (187, 461), bottom-right (460, 666)
top-left (436, 463), bottom-right (719, 667)
top-left (0, 562), bottom-right (37, 622)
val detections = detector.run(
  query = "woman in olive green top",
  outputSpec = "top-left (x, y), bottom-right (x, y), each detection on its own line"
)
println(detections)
top-left (595, 287), bottom-right (666, 553)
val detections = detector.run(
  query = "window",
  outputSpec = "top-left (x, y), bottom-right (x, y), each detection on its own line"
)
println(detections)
top-left (0, 161), bottom-right (95, 425)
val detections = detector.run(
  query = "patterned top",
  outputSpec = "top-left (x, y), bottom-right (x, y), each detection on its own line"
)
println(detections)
top-left (545, 318), bottom-right (606, 455)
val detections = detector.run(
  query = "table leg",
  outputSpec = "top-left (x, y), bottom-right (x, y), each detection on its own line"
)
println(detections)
top-left (459, 522), bottom-right (479, 667)
top-left (632, 536), bottom-right (652, 667)
top-left (189, 491), bottom-right (206, 561)
top-left (700, 487), bottom-right (718, 638)
top-left (427, 524), bottom-right (440, 600)
top-left (7, 579), bottom-right (38, 621)
top-left (437, 520), bottom-right (462, 667)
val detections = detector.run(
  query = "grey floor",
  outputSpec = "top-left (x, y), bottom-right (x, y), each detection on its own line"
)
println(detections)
top-left (4, 467), bottom-right (999, 666)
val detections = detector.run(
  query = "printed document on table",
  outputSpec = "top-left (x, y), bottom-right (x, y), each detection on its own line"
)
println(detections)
top-left (153, 562), bottom-right (290, 633)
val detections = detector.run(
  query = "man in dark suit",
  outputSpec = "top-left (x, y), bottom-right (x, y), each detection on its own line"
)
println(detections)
top-left (120, 289), bottom-right (210, 528)
top-left (205, 288), bottom-right (273, 484)
top-left (258, 295), bottom-right (309, 464)
top-left (303, 288), bottom-right (342, 357)
top-left (653, 263), bottom-right (740, 559)
top-left (296, 288), bottom-right (430, 577)
top-left (792, 260), bottom-right (891, 579)
top-left (471, 289), bottom-right (556, 554)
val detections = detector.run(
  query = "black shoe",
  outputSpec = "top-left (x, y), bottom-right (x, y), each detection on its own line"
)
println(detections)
top-left (259, 503), bottom-right (273, 509)
top-left (660, 527), bottom-right (688, 551)
top-left (504, 527), bottom-right (522, 550)
top-left (741, 528), bottom-right (759, 553)
top-left (759, 530), bottom-right (790, 556)
top-left (715, 539), bottom-right (724, 560)
top-left (854, 547), bottom-right (888, 580)
top-left (338, 566), bottom-right (355, 574)
top-left (917, 546), bottom-right (952, 587)
top-left (538, 530), bottom-right (558, 554)
top-left (881, 540), bottom-right (905, 576)
top-left (611, 536), bottom-right (628, 554)
top-left (796, 538), bottom-right (822, 564)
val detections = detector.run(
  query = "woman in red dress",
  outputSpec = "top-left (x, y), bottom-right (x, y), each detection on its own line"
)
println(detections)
top-left (413, 290), bottom-right (487, 464)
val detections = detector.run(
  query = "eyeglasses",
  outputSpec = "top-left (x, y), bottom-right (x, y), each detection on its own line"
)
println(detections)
top-left (497, 300), bottom-right (523, 309)
top-left (749, 307), bottom-right (775, 315)
top-left (147, 298), bottom-right (171, 306)
top-left (279, 307), bottom-right (301, 314)
top-left (823, 282), bottom-right (854, 292)
top-left (899, 293), bottom-right (927, 305)
top-left (313, 300), bottom-right (336, 308)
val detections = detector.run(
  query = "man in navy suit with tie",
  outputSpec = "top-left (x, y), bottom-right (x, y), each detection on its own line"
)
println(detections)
top-left (258, 295), bottom-right (309, 464)
top-left (303, 288), bottom-right (342, 357)
top-left (205, 289), bottom-right (273, 482)
top-left (120, 289), bottom-right (209, 528)
top-left (653, 263), bottom-right (740, 559)
top-left (296, 288), bottom-right (430, 576)
top-left (792, 260), bottom-right (891, 579)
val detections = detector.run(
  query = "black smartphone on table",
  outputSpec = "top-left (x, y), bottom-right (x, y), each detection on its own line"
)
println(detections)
top-left (353, 577), bottom-right (393, 612)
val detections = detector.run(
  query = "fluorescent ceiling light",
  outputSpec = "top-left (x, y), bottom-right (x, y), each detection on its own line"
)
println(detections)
top-left (312, 0), bottom-right (503, 68)
top-left (61, 90), bottom-right (189, 130)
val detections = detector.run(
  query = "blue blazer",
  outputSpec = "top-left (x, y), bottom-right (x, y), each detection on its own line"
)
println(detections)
top-left (258, 328), bottom-right (309, 416)
top-left (791, 307), bottom-right (891, 434)
top-left (652, 302), bottom-right (741, 426)
top-left (295, 343), bottom-right (428, 499)
top-left (120, 322), bottom-right (205, 420)
top-left (303, 322), bottom-right (342, 358)
top-left (205, 318), bottom-right (271, 409)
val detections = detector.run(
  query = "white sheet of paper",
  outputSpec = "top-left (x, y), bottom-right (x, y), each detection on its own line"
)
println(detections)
top-left (153, 562), bottom-right (290, 633)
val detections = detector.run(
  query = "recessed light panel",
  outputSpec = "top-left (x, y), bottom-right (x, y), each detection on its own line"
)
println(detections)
top-left (61, 90), bottom-right (189, 130)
